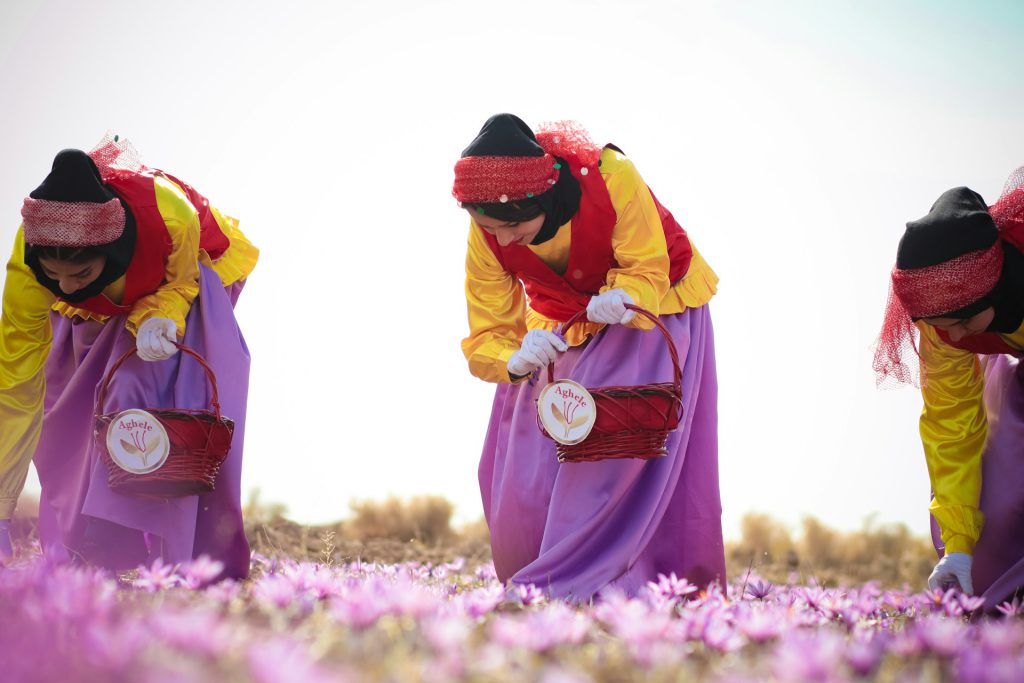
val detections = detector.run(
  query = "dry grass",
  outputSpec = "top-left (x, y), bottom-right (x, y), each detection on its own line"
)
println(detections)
top-left (727, 512), bottom-right (936, 588)
top-left (242, 493), bottom-right (492, 568)
top-left (13, 494), bottom-right (936, 587)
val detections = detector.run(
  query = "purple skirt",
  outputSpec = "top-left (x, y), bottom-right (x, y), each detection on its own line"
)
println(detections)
top-left (934, 355), bottom-right (1024, 610)
top-left (33, 266), bottom-right (251, 579)
top-left (479, 305), bottom-right (724, 600)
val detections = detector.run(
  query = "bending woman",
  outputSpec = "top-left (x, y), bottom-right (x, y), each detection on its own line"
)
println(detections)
top-left (0, 136), bottom-right (257, 578)
top-left (875, 168), bottom-right (1024, 608)
top-left (454, 114), bottom-right (724, 600)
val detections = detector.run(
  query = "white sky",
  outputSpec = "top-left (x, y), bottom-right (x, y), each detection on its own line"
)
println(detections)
top-left (1, 0), bottom-right (1022, 539)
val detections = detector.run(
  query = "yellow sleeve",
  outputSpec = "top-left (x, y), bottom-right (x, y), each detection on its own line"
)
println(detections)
top-left (125, 176), bottom-right (201, 337)
top-left (461, 220), bottom-right (529, 384)
top-left (206, 204), bottom-right (259, 286)
top-left (600, 150), bottom-right (672, 330)
top-left (0, 228), bottom-right (56, 518)
top-left (160, 174), bottom-right (259, 287)
top-left (918, 322), bottom-right (987, 554)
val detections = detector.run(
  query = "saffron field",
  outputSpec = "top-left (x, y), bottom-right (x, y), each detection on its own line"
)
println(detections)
top-left (2, 501), bottom-right (1022, 683)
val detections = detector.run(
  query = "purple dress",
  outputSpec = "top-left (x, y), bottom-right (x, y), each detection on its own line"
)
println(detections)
top-left (33, 265), bottom-right (250, 579)
top-left (933, 354), bottom-right (1024, 610)
top-left (479, 305), bottom-right (724, 600)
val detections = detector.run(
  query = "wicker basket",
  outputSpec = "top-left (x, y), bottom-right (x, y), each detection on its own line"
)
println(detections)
top-left (542, 304), bottom-right (683, 463)
top-left (94, 344), bottom-right (234, 498)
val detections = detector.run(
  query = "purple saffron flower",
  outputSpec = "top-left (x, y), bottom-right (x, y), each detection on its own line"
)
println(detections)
top-left (253, 574), bottom-right (302, 610)
top-left (514, 583), bottom-right (546, 607)
top-left (651, 572), bottom-right (699, 600)
top-left (995, 596), bottom-right (1024, 618)
top-left (179, 555), bottom-right (225, 590)
top-left (474, 562), bottom-right (498, 582)
top-left (745, 579), bottom-right (774, 600)
top-left (958, 593), bottom-right (987, 614)
top-left (456, 585), bottom-right (505, 619)
top-left (133, 558), bottom-right (180, 592)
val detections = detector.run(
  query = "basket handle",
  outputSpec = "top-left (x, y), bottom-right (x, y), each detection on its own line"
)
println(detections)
top-left (95, 343), bottom-right (223, 420)
top-left (546, 304), bottom-right (683, 393)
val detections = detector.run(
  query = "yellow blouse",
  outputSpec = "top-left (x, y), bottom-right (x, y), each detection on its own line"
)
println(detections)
top-left (917, 320), bottom-right (1024, 554)
top-left (0, 175), bottom-right (258, 518)
top-left (462, 147), bottom-right (718, 384)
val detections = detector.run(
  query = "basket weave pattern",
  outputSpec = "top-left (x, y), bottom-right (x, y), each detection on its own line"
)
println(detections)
top-left (94, 344), bottom-right (235, 499)
top-left (545, 305), bottom-right (683, 463)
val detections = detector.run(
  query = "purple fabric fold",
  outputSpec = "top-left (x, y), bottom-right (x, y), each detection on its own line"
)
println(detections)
top-left (479, 305), bottom-right (724, 600)
top-left (930, 354), bottom-right (1024, 611)
top-left (33, 266), bottom-right (251, 578)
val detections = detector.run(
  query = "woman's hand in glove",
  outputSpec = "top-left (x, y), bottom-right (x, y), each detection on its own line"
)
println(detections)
top-left (928, 552), bottom-right (973, 594)
top-left (508, 329), bottom-right (568, 378)
top-left (136, 317), bottom-right (180, 362)
top-left (587, 289), bottom-right (636, 325)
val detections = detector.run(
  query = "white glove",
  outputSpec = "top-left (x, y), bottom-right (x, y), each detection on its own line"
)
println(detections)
top-left (136, 317), bottom-right (179, 362)
top-left (508, 329), bottom-right (568, 377)
top-left (928, 552), bottom-right (973, 594)
top-left (587, 289), bottom-right (636, 325)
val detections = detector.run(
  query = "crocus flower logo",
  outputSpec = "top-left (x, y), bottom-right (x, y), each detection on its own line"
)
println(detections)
top-left (537, 380), bottom-right (597, 445)
top-left (106, 409), bottom-right (170, 474)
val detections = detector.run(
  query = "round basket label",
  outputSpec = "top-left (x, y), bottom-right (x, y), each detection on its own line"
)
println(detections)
top-left (538, 380), bottom-right (597, 445)
top-left (106, 410), bottom-right (170, 474)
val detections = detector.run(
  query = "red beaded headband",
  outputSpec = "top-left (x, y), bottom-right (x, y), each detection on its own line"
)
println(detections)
top-left (452, 154), bottom-right (560, 204)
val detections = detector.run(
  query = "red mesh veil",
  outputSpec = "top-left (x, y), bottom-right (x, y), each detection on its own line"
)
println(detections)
top-left (535, 120), bottom-right (603, 167)
top-left (991, 166), bottom-right (1024, 239)
top-left (88, 132), bottom-right (144, 181)
top-left (1000, 166), bottom-right (1024, 198)
top-left (874, 168), bottom-right (1024, 387)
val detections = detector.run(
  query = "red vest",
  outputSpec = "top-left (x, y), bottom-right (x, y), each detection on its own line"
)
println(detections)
top-left (938, 190), bottom-right (1024, 356)
top-left (481, 147), bottom-right (693, 321)
top-left (62, 170), bottom-right (229, 316)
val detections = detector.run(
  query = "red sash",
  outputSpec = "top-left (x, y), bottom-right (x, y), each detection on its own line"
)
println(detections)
top-left (482, 147), bottom-right (693, 321)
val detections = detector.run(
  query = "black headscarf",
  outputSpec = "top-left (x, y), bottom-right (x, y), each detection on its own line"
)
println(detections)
top-left (461, 113), bottom-right (582, 245)
top-left (897, 186), bottom-right (1024, 331)
top-left (23, 149), bottom-right (136, 303)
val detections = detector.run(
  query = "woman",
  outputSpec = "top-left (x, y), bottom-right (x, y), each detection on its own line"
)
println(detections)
top-left (0, 135), bottom-right (258, 578)
top-left (874, 168), bottom-right (1024, 608)
top-left (454, 114), bottom-right (723, 600)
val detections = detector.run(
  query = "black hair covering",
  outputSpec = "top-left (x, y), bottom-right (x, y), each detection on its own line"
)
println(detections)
top-left (462, 114), bottom-right (582, 245)
top-left (898, 186), bottom-right (1024, 330)
top-left (897, 187), bottom-right (998, 269)
top-left (23, 149), bottom-right (136, 303)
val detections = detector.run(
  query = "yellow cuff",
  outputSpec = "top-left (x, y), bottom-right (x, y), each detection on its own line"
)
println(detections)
top-left (943, 534), bottom-right (976, 555)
